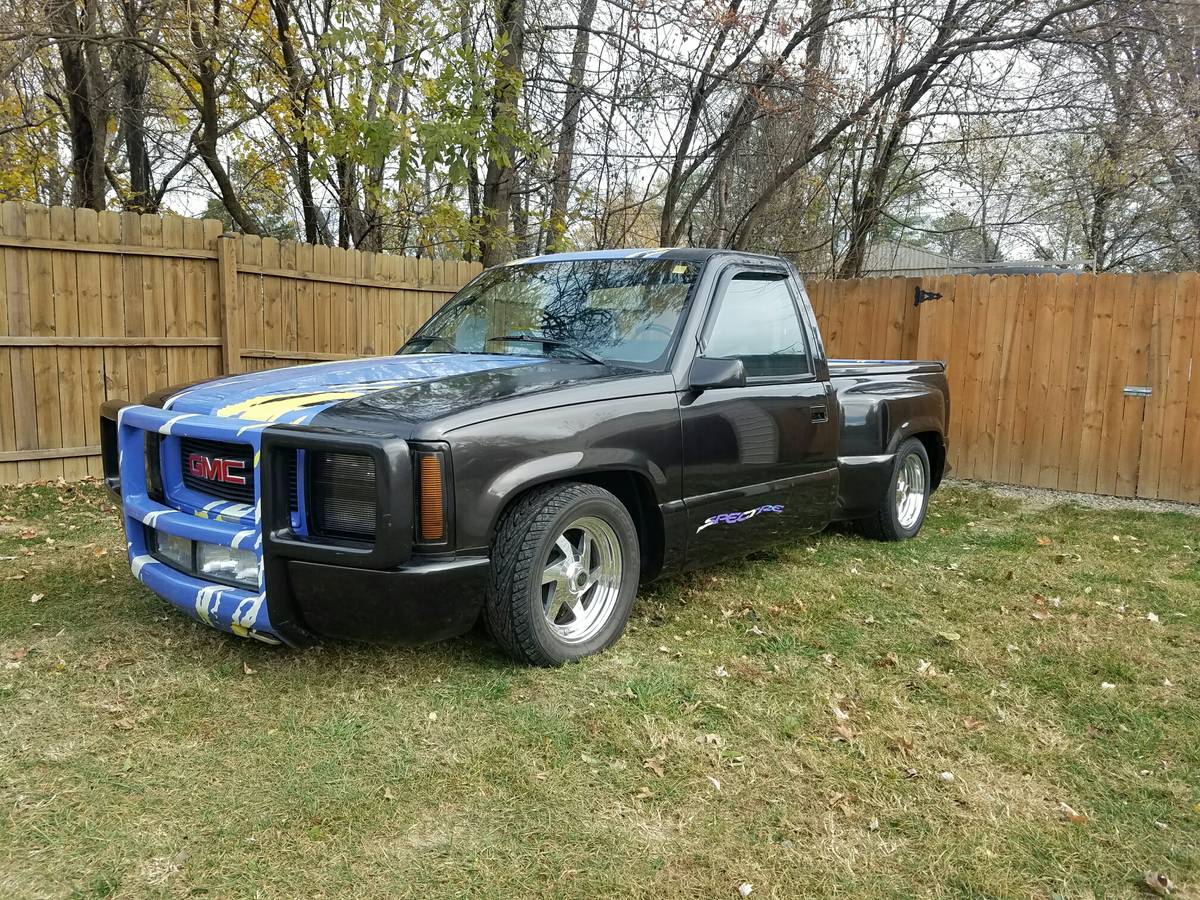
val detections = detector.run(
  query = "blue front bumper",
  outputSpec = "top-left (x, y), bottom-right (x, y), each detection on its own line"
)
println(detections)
top-left (112, 404), bottom-right (279, 643)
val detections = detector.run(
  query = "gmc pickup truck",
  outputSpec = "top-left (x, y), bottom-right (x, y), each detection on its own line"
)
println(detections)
top-left (101, 248), bottom-right (949, 665)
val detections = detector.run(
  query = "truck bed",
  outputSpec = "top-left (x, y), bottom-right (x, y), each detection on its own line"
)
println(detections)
top-left (827, 358), bottom-right (946, 378)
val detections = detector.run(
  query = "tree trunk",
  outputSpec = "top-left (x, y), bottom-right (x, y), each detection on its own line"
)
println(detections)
top-left (545, 0), bottom-right (597, 252)
top-left (270, 0), bottom-right (321, 244)
top-left (189, 2), bottom-right (261, 235)
top-left (480, 0), bottom-right (526, 267)
top-left (50, 0), bottom-right (108, 210)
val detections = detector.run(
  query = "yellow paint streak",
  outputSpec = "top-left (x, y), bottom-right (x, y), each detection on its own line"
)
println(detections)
top-left (216, 391), bottom-right (366, 422)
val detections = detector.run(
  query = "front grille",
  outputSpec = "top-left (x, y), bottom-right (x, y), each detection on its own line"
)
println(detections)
top-left (179, 437), bottom-right (298, 510)
top-left (180, 438), bottom-right (255, 503)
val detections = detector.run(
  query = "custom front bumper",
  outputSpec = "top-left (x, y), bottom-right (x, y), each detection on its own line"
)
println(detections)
top-left (100, 401), bottom-right (488, 646)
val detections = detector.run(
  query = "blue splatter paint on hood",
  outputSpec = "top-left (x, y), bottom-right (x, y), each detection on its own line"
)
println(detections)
top-left (161, 354), bottom-right (544, 425)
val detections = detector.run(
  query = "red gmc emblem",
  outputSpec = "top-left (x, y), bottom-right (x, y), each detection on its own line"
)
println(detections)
top-left (187, 453), bottom-right (247, 485)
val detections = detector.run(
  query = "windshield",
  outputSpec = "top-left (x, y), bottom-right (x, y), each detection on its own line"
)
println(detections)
top-left (398, 258), bottom-right (701, 369)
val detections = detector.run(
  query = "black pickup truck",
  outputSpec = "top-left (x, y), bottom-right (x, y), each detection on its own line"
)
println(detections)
top-left (101, 248), bottom-right (948, 665)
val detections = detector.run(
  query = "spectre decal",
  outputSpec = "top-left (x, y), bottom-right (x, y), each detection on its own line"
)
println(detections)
top-left (696, 504), bottom-right (785, 533)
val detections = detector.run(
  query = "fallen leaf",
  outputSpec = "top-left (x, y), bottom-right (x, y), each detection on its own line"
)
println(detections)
top-left (29, 592), bottom-right (43, 604)
top-left (706, 775), bottom-right (722, 791)
top-left (869, 817), bottom-right (880, 831)
top-left (427, 711), bottom-right (438, 722)
top-left (1036, 536), bottom-right (1053, 546)
top-left (916, 659), bottom-right (938, 676)
top-left (877, 651), bottom-right (899, 668)
top-left (834, 722), bottom-right (855, 742)
top-left (1031, 609), bottom-right (1052, 622)
top-left (738, 883), bottom-right (753, 898)
top-left (1142, 872), bottom-right (1174, 896)
top-left (891, 735), bottom-right (915, 756)
top-left (643, 755), bottom-right (666, 777)
top-left (962, 717), bottom-right (986, 732)
top-left (383, 787), bottom-right (396, 801)
top-left (938, 771), bottom-right (955, 783)
top-left (1058, 801), bottom-right (1088, 824)
top-left (1147, 612), bottom-right (1160, 624)
top-left (242, 662), bottom-right (255, 675)
top-left (714, 665), bottom-right (729, 679)
top-left (113, 717), bottom-right (136, 730)
top-left (937, 630), bottom-right (961, 642)
top-left (633, 785), bottom-right (653, 800)
top-left (1100, 681), bottom-right (1116, 691)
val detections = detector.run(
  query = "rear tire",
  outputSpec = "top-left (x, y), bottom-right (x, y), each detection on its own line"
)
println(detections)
top-left (485, 482), bottom-right (640, 666)
top-left (860, 438), bottom-right (931, 541)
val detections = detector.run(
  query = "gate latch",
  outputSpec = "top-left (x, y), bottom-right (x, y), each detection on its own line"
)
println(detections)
top-left (914, 287), bottom-right (943, 307)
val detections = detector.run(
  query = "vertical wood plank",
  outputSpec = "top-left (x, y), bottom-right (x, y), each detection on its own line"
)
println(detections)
top-left (1037, 275), bottom-right (1077, 488)
top-left (0, 204), bottom-right (15, 483)
top-left (1113, 274), bottom-right (1156, 496)
top-left (26, 205), bottom-right (64, 480)
top-left (261, 237), bottom-right (282, 360)
top-left (1178, 275), bottom-right (1200, 502)
top-left (50, 207), bottom-right (87, 479)
top-left (74, 209), bottom-right (104, 476)
top-left (1055, 274), bottom-right (1097, 493)
top-left (295, 242), bottom-right (315, 356)
top-left (1159, 273), bottom-right (1197, 501)
top-left (313, 244), bottom-right (331, 355)
top-left (2, 203), bottom-right (39, 481)
top-left (1076, 273), bottom-right (1117, 494)
top-left (240, 234), bottom-right (263, 369)
top-left (161, 214), bottom-right (188, 385)
top-left (96, 212), bottom-right (128, 411)
top-left (988, 276), bottom-right (1027, 482)
top-left (140, 213), bottom-right (168, 393)
top-left (1135, 274), bottom-right (1180, 499)
top-left (217, 236), bottom-right (242, 374)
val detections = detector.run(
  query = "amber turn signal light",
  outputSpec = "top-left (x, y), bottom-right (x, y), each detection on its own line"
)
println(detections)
top-left (417, 452), bottom-right (446, 543)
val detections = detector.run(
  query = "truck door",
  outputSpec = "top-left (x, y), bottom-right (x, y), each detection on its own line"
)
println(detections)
top-left (680, 266), bottom-right (838, 564)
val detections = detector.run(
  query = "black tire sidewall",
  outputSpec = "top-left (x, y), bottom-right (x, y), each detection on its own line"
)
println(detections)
top-left (887, 438), bottom-right (931, 539)
top-left (524, 492), bottom-right (640, 664)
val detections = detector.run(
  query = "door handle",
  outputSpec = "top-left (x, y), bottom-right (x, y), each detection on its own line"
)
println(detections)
top-left (811, 406), bottom-right (828, 424)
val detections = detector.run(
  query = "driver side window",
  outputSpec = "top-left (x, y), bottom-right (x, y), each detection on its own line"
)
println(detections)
top-left (704, 272), bottom-right (810, 378)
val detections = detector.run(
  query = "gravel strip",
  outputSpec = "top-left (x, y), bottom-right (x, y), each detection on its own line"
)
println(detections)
top-left (947, 478), bottom-right (1200, 517)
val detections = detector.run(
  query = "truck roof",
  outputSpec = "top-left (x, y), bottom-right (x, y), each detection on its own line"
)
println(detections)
top-left (509, 247), bottom-right (785, 266)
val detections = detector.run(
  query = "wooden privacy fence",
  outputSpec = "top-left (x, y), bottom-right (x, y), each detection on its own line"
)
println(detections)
top-left (808, 272), bottom-right (1200, 504)
top-left (0, 201), bottom-right (1196, 504)
top-left (0, 202), bottom-right (480, 484)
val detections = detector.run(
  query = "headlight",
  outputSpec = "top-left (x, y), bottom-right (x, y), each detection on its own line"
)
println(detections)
top-left (310, 452), bottom-right (377, 540)
top-left (156, 531), bottom-right (192, 571)
top-left (197, 542), bottom-right (259, 587)
top-left (149, 529), bottom-right (259, 590)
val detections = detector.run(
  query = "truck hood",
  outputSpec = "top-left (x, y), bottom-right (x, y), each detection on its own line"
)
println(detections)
top-left (159, 354), bottom-right (546, 425)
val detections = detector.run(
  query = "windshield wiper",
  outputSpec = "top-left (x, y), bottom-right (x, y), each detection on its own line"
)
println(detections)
top-left (401, 335), bottom-right (457, 353)
top-left (486, 333), bottom-right (607, 365)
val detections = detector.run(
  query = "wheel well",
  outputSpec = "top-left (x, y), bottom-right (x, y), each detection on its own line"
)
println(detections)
top-left (501, 471), bottom-right (665, 582)
top-left (912, 431), bottom-right (946, 489)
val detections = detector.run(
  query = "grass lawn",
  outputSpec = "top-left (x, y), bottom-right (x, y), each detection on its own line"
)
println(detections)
top-left (1, 481), bottom-right (1197, 899)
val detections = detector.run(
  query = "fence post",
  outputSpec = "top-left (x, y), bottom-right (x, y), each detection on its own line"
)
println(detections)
top-left (217, 233), bottom-right (241, 374)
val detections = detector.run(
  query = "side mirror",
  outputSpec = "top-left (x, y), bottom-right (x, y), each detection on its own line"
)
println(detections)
top-left (688, 356), bottom-right (746, 392)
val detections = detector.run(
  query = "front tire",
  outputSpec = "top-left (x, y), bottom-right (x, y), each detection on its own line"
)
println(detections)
top-left (485, 482), bottom-right (640, 666)
top-left (860, 437), bottom-right (931, 541)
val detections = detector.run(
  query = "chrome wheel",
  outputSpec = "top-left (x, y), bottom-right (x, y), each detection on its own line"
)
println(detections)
top-left (541, 516), bottom-right (623, 645)
top-left (895, 452), bottom-right (927, 529)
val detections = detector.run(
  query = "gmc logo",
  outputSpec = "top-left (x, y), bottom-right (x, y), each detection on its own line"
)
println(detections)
top-left (187, 453), bottom-right (247, 485)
